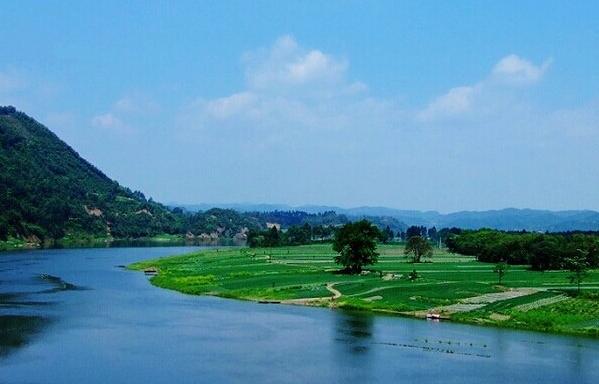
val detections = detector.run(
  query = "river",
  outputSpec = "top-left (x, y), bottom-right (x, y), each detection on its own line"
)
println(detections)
top-left (1, 247), bottom-right (597, 383)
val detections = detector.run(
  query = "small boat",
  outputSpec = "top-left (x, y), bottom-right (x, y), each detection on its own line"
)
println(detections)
top-left (426, 313), bottom-right (441, 320)
top-left (143, 267), bottom-right (158, 276)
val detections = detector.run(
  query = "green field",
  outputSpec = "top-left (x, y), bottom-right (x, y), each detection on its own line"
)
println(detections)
top-left (129, 243), bottom-right (599, 337)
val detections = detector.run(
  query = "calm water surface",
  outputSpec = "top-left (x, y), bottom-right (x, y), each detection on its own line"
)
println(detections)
top-left (1, 247), bottom-right (597, 383)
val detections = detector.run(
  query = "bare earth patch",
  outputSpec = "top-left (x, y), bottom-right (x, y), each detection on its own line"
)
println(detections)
top-left (489, 313), bottom-right (511, 321)
top-left (412, 288), bottom-right (540, 317)
top-left (460, 288), bottom-right (539, 304)
top-left (362, 295), bottom-right (383, 302)
top-left (513, 294), bottom-right (568, 312)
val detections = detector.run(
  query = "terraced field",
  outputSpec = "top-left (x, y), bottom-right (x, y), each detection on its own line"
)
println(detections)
top-left (129, 244), bottom-right (599, 337)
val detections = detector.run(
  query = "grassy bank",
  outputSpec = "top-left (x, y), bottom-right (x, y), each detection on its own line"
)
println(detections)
top-left (0, 234), bottom-right (212, 252)
top-left (0, 237), bottom-right (32, 251)
top-left (129, 244), bottom-right (599, 337)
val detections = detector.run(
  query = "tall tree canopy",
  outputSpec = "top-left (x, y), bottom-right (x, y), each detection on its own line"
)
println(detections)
top-left (332, 220), bottom-right (380, 274)
top-left (404, 235), bottom-right (433, 263)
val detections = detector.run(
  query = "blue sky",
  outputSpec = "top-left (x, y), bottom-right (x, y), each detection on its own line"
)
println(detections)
top-left (1, 1), bottom-right (598, 212)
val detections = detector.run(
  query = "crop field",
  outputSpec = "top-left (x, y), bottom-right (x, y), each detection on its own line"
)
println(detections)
top-left (130, 243), bottom-right (599, 336)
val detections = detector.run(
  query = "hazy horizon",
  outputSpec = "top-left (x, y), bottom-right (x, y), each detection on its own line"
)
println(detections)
top-left (2, 1), bottom-right (598, 212)
top-left (167, 201), bottom-right (599, 215)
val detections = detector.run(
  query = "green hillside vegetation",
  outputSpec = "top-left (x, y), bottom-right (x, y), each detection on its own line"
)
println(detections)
top-left (0, 107), bottom-right (269, 249)
top-left (0, 106), bottom-right (186, 245)
top-left (130, 243), bottom-right (599, 337)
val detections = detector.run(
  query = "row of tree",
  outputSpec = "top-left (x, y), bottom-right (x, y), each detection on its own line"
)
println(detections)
top-left (247, 224), bottom-right (339, 248)
top-left (397, 226), bottom-right (462, 244)
top-left (332, 221), bottom-right (434, 273)
top-left (446, 229), bottom-right (599, 270)
top-left (247, 222), bottom-right (398, 249)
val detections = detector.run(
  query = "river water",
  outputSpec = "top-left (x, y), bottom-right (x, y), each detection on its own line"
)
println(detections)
top-left (1, 247), bottom-right (597, 383)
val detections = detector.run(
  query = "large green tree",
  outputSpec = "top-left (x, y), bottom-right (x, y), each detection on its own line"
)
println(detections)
top-left (404, 236), bottom-right (433, 263)
top-left (332, 220), bottom-right (380, 274)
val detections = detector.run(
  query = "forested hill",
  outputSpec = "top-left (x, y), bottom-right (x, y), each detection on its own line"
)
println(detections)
top-left (182, 204), bottom-right (599, 232)
top-left (0, 106), bottom-right (183, 243)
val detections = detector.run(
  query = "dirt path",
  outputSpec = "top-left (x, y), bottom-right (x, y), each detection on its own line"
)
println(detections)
top-left (281, 283), bottom-right (341, 305)
top-left (326, 283), bottom-right (342, 299)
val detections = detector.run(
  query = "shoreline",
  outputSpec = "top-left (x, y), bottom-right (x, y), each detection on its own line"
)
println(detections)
top-left (137, 276), bottom-right (599, 340)
top-left (126, 244), bottom-right (598, 338)
top-left (0, 236), bottom-right (243, 252)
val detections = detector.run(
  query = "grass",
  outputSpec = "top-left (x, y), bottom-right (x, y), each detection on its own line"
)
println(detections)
top-left (0, 237), bottom-right (30, 251)
top-left (129, 243), bottom-right (599, 337)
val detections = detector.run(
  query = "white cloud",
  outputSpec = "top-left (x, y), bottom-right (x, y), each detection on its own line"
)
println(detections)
top-left (177, 36), bottom-right (591, 180)
top-left (418, 86), bottom-right (477, 122)
top-left (418, 54), bottom-right (551, 122)
top-left (287, 50), bottom-right (346, 84)
top-left (491, 54), bottom-right (551, 85)
top-left (204, 92), bottom-right (257, 119)
top-left (244, 35), bottom-right (348, 91)
top-left (91, 113), bottom-right (133, 134)
top-left (177, 35), bottom-right (400, 146)
top-left (90, 94), bottom-right (161, 136)
top-left (91, 113), bottom-right (123, 128)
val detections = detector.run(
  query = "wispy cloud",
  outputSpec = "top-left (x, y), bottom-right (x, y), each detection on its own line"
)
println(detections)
top-left (418, 85), bottom-right (478, 121)
top-left (90, 93), bottom-right (161, 136)
top-left (418, 54), bottom-right (551, 122)
top-left (91, 112), bottom-right (134, 134)
top-left (179, 35), bottom-right (399, 150)
top-left (491, 54), bottom-right (552, 85)
top-left (243, 35), bottom-right (349, 91)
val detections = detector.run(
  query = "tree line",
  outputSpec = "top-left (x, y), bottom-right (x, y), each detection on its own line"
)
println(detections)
top-left (446, 229), bottom-right (599, 271)
top-left (246, 221), bottom-right (398, 248)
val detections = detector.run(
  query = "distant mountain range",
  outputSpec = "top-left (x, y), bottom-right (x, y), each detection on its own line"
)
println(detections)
top-left (173, 203), bottom-right (599, 232)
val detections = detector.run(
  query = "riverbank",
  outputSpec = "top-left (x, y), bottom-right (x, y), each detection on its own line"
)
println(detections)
top-left (129, 244), bottom-right (599, 337)
top-left (0, 234), bottom-right (242, 252)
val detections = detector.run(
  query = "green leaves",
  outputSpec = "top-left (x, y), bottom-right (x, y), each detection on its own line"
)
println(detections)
top-left (332, 220), bottom-right (380, 273)
top-left (404, 236), bottom-right (433, 263)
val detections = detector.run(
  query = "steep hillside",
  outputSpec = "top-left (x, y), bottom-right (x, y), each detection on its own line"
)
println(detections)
top-left (0, 106), bottom-right (183, 244)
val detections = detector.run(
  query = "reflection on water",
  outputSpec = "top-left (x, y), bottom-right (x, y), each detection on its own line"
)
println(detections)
top-left (334, 311), bottom-right (374, 354)
top-left (38, 274), bottom-right (86, 293)
top-left (46, 238), bottom-right (245, 250)
top-left (332, 311), bottom-right (375, 382)
top-left (0, 315), bottom-right (49, 357)
top-left (0, 274), bottom-right (65, 357)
